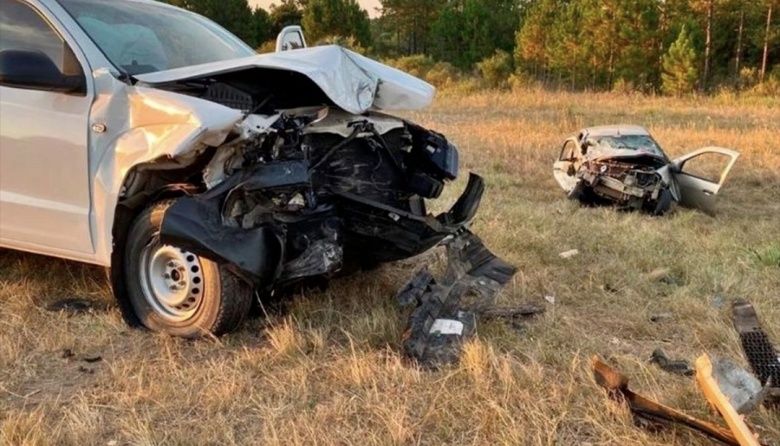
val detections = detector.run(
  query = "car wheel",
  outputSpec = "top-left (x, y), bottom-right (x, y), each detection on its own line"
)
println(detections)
top-left (123, 200), bottom-right (253, 338)
top-left (653, 188), bottom-right (673, 216)
top-left (568, 181), bottom-right (598, 205)
top-left (567, 182), bottom-right (585, 201)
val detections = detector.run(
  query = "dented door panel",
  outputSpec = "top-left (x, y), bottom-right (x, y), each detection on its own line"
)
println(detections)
top-left (672, 147), bottom-right (740, 213)
top-left (553, 138), bottom-right (579, 192)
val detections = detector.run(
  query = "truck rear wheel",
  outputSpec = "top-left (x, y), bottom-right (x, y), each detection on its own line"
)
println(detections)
top-left (123, 200), bottom-right (253, 338)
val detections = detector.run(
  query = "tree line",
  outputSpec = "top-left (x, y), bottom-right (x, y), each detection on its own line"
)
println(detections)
top-left (160, 0), bottom-right (778, 95)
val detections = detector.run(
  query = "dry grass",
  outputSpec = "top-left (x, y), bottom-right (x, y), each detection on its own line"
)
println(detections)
top-left (2, 90), bottom-right (779, 445)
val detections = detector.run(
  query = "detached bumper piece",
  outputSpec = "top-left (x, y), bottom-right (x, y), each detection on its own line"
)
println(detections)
top-left (398, 231), bottom-right (517, 369)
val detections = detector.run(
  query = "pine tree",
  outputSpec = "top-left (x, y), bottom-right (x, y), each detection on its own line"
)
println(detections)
top-left (302, 0), bottom-right (371, 47)
top-left (662, 26), bottom-right (699, 95)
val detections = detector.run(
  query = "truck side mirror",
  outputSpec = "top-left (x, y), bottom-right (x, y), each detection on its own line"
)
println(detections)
top-left (0, 49), bottom-right (85, 94)
top-left (275, 26), bottom-right (307, 52)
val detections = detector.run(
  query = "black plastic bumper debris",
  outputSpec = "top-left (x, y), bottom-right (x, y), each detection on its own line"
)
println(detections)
top-left (399, 230), bottom-right (517, 369)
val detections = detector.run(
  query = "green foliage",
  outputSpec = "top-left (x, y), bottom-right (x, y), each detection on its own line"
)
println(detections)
top-left (302, 0), bottom-right (371, 47)
top-left (428, 0), bottom-right (518, 69)
top-left (313, 35), bottom-right (368, 55)
top-left (377, 0), bottom-right (444, 55)
top-left (269, 0), bottom-right (304, 35)
top-left (662, 26), bottom-right (700, 96)
top-left (382, 54), bottom-right (436, 78)
top-left (156, 0), bottom-right (778, 95)
top-left (476, 50), bottom-right (513, 89)
top-left (159, 0), bottom-right (258, 46)
top-left (749, 243), bottom-right (780, 267)
top-left (256, 39), bottom-right (278, 54)
top-left (424, 61), bottom-right (460, 87)
top-left (381, 55), bottom-right (461, 88)
top-left (251, 7), bottom-right (273, 47)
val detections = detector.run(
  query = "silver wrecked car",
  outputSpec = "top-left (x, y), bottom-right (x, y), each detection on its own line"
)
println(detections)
top-left (553, 125), bottom-right (740, 215)
top-left (0, 0), bottom-right (513, 337)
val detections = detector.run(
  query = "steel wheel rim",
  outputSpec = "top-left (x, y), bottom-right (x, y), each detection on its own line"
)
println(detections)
top-left (139, 238), bottom-right (204, 322)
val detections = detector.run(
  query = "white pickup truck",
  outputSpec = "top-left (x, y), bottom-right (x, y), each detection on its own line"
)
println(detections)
top-left (0, 0), bottom-right (495, 338)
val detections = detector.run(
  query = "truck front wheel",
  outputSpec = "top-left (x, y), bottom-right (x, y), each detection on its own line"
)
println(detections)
top-left (123, 200), bottom-right (253, 338)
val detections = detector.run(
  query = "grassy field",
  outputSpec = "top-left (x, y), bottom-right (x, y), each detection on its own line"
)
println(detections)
top-left (1, 90), bottom-right (779, 445)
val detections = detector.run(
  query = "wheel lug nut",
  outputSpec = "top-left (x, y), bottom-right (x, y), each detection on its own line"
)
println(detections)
top-left (179, 281), bottom-right (186, 287)
top-left (170, 285), bottom-right (178, 291)
top-left (167, 261), bottom-right (175, 267)
top-left (178, 266), bottom-right (186, 272)
top-left (162, 273), bottom-right (170, 279)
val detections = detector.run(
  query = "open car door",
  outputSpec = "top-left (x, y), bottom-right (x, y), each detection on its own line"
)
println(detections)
top-left (276, 26), bottom-right (307, 52)
top-left (553, 138), bottom-right (581, 193)
top-left (671, 147), bottom-right (740, 214)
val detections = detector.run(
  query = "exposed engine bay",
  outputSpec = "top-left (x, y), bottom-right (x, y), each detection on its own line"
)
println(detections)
top-left (158, 106), bottom-right (488, 288)
top-left (578, 157), bottom-right (665, 207)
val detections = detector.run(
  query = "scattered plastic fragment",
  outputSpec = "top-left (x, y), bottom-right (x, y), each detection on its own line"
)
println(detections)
top-left (650, 349), bottom-right (694, 377)
top-left (649, 313), bottom-right (674, 323)
top-left (559, 249), bottom-right (579, 259)
top-left (544, 295), bottom-right (556, 305)
top-left (643, 268), bottom-right (681, 285)
top-left (46, 299), bottom-right (95, 314)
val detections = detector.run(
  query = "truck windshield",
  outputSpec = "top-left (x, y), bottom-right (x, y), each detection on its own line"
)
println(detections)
top-left (58, 0), bottom-right (256, 75)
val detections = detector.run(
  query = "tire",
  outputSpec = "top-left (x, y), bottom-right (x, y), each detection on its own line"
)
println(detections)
top-left (568, 181), bottom-right (598, 205)
top-left (123, 200), bottom-right (253, 338)
top-left (566, 182), bottom-right (585, 201)
top-left (653, 188), bottom-right (673, 216)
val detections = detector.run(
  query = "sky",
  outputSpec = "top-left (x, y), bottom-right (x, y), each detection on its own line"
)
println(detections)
top-left (248, 0), bottom-right (383, 18)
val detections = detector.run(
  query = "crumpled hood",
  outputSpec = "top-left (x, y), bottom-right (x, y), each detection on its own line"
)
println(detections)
top-left (586, 146), bottom-right (668, 164)
top-left (134, 45), bottom-right (436, 115)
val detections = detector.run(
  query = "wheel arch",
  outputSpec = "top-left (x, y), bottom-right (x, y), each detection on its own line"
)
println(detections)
top-left (105, 166), bottom-right (203, 327)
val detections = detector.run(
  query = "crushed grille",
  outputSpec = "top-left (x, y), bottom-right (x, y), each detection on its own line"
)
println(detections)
top-left (739, 330), bottom-right (780, 387)
top-left (733, 299), bottom-right (780, 388)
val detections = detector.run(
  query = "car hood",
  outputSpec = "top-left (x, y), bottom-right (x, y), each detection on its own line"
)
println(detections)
top-left (134, 45), bottom-right (435, 115)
